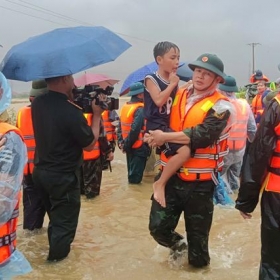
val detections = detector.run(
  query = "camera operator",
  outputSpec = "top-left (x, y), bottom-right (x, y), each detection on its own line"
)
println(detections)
top-left (31, 74), bottom-right (104, 262)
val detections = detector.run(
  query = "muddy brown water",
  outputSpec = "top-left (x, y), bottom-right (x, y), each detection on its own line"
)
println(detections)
top-left (10, 98), bottom-right (260, 280)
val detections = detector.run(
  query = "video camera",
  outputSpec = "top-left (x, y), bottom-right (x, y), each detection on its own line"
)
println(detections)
top-left (72, 85), bottom-right (119, 113)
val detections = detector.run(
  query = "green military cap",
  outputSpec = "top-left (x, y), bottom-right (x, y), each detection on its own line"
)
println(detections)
top-left (29, 80), bottom-right (48, 98)
top-left (188, 53), bottom-right (226, 83)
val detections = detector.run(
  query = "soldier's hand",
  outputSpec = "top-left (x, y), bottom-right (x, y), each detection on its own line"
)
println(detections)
top-left (107, 151), bottom-right (114, 161)
top-left (148, 130), bottom-right (165, 147)
top-left (239, 211), bottom-right (252, 219)
top-left (0, 134), bottom-right (6, 151)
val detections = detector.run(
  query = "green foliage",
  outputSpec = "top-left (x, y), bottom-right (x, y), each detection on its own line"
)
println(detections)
top-left (236, 91), bottom-right (246, 99)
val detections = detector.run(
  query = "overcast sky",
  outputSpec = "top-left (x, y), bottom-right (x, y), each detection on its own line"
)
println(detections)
top-left (1, 0), bottom-right (280, 93)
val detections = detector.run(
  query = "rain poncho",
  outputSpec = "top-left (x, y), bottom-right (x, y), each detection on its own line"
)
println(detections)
top-left (236, 96), bottom-right (280, 279)
top-left (0, 72), bottom-right (32, 279)
top-left (219, 92), bottom-right (256, 193)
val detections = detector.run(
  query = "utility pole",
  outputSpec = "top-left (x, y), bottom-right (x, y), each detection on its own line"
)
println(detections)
top-left (247, 43), bottom-right (260, 74)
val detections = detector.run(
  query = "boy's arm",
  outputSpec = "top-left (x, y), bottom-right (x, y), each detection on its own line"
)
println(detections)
top-left (145, 73), bottom-right (179, 107)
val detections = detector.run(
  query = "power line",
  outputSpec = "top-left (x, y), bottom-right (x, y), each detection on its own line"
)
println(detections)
top-left (5, 0), bottom-right (91, 26)
top-left (0, 4), bottom-right (69, 27)
top-left (2, 0), bottom-right (156, 44)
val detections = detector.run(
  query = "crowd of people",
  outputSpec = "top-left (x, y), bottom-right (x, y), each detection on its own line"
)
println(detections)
top-left (1, 39), bottom-right (280, 279)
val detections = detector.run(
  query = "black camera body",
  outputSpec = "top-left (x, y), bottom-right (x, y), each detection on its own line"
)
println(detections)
top-left (72, 85), bottom-right (119, 113)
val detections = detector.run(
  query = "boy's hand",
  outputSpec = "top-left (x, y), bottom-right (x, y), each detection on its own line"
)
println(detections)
top-left (169, 72), bottom-right (180, 86)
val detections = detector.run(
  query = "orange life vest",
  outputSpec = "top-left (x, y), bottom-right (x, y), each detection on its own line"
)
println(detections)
top-left (83, 113), bottom-right (100, 160)
top-left (262, 94), bottom-right (280, 192)
top-left (249, 74), bottom-right (269, 83)
top-left (0, 122), bottom-right (21, 265)
top-left (251, 94), bottom-right (264, 120)
top-left (102, 110), bottom-right (116, 142)
top-left (228, 99), bottom-right (249, 151)
top-left (16, 106), bottom-right (35, 175)
top-left (120, 102), bottom-right (145, 149)
top-left (160, 89), bottom-right (229, 184)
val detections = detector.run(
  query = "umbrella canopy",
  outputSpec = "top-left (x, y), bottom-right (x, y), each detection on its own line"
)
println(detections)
top-left (120, 61), bottom-right (192, 96)
top-left (0, 26), bottom-right (131, 81)
top-left (120, 62), bottom-right (158, 96)
top-left (176, 62), bottom-right (193, 82)
top-left (74, 73), bottom-right (119, 89)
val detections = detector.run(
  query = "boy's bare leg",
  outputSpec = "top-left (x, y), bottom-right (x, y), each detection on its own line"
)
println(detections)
top-left (153, 145), bottom-right (190, 207)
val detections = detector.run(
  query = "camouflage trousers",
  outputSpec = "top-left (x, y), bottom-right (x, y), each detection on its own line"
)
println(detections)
top-left (80, 158), bottom-right (103, 199)
top-left (149, 174), bottom-right (215, 267)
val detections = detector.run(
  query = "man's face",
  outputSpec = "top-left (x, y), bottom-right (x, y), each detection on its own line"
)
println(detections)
top-left (192, 67), bottom-right (218, 91)
top-left (156, 47), bottom-right (180, 74)
top-left (257, 82), bottom-right (266, 94)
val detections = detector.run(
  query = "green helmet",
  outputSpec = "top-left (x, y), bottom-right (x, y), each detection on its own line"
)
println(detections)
top-left (188, 53), bottom-right (226, 82)
top-left (29, 79), bottom-right (48, 98)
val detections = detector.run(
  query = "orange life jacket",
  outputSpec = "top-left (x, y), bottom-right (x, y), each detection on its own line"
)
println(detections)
top-left (0, 122), bottom-right (21, 265)
top-left (83, 113), bottom-right (100, 160)
top-left (102, 110), bottom-right (116, 142)
top-left (120, 102), bottom-right (145, 149)
top-left (251, 94), bottom-right (264, 120)
top-left (160, 89), bottom-right (229, 184)
top-left (228, 99), bottom-right (249, 151)
top-left (249, 74), bottom-right (269, 83)
top-left (262, 94), bottom-right (280, 192)
top-left (16, 106), bottom-right (35, 175)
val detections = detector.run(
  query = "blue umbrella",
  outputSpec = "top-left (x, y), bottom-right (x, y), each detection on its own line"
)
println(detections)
top-left (0, 26), bottom-right (131, 81)
top-left (176, 62), bottom-right (193, 82)
top-left (120, 62), bottom-right (158, 96)
top-left (120, 61), bottom-right (192, 96)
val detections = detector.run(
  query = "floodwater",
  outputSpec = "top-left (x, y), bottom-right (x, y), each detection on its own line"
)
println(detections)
top-left (11, 99), bottom-right (261, 280)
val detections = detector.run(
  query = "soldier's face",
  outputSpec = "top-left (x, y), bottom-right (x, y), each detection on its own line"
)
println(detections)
top-left (193, 67), bottom-right (219, 91)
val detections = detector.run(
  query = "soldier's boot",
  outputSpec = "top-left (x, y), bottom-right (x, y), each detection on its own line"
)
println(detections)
top-left (170, 239), bottom-right (188, 261)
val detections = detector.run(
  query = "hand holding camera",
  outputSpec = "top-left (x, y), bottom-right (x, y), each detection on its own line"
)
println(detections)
top-left (72, 85), bottom-right (119, 113)
top-left (91, 96), bottom-right (105, 116)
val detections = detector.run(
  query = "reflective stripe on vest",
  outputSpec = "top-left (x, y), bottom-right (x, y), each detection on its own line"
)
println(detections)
top-left (0, 123), bottom-right (21, 264)
top-left (16, 107), bottom-right (35, 175)
top-left (263, 94), bottom-right (280, 192)
top-left (102, 110), bottom-right (116, 142)
top-left (120, 102), bottom-right (145, 149)
top-left (83, 113), bottom-right (100, 160)
top-left (228, 99), bottom-right (249, 151)
top-left (160, 89), bottom-right (229, 184)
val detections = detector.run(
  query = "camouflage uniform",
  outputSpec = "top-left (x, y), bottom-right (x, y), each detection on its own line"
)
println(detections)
top-left (80, 121), bottom-right (113, 199)
top-left (149, 101), bottom-right (230, 267)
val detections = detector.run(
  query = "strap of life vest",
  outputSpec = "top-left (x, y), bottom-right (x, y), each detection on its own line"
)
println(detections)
top-left (0, 208), bottom-right (19, 248)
